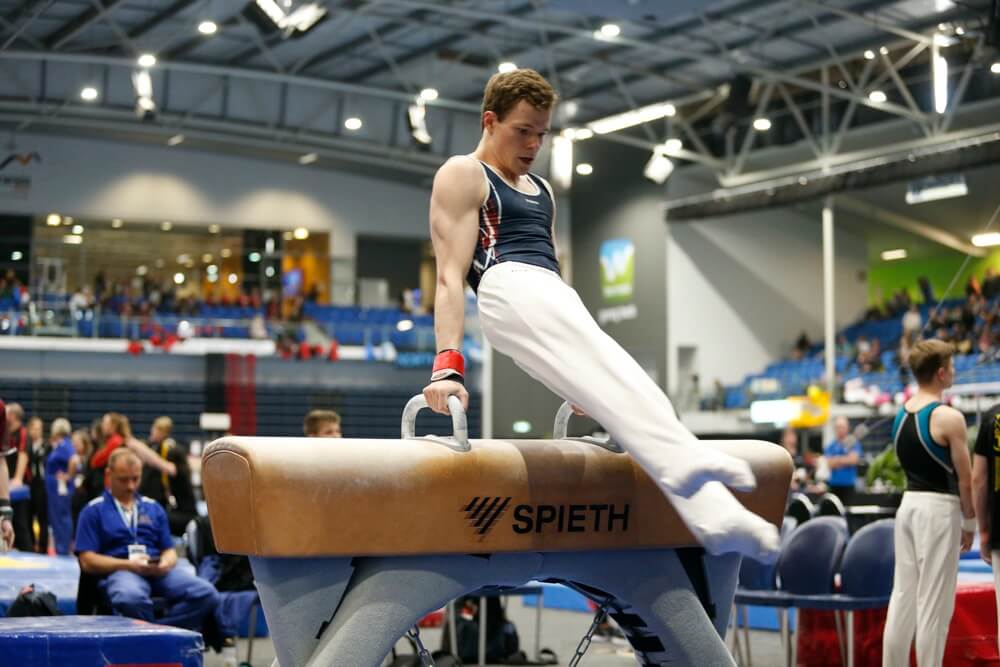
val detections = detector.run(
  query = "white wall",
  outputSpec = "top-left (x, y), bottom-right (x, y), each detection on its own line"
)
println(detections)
top-left (666, 204), bottom-right (868, 392)
top-left (2, 133), bottom-right (433, 261)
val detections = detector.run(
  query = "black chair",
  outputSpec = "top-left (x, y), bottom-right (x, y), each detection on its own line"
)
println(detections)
top-left (76, 569), bottom-right (111, 615)
top-left (816, 493), bottom-right (846, 518)
top-left (785, 492), bottom-right (815, 526)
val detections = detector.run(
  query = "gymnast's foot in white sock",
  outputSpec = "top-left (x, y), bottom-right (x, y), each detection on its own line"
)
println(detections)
top-left (656, 447), bottom-right (757, 498)
top-left (667, 482), bottom-right (781, 563)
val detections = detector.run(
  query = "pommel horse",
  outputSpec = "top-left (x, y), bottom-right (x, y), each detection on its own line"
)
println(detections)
top-left (201, 396), bottom-right (792, 666)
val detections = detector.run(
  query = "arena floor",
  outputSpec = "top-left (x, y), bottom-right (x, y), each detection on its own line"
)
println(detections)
top-left (202, 603), bottom-right (784, 666)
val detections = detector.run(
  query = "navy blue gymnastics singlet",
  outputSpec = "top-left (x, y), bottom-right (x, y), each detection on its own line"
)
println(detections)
top-left (466, 159), bottom-right (560, 293)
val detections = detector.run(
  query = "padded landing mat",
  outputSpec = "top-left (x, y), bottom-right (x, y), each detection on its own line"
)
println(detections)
top-left (0, 616), bottom-right (204, 666)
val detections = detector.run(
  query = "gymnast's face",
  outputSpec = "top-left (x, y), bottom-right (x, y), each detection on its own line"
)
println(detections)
top-left (485, 100), bottom-right (551, 177)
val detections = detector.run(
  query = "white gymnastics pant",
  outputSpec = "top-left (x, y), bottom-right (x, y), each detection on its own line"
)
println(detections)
top-left (882, 491), bottom-right (961, 667)
top-left (476, 261), bottom-right (775, 559)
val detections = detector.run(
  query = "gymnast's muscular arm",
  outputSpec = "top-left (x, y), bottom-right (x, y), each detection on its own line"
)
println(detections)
top-left (935, 405), bottom-right (974, 551)
top-left (422, 156), bottom-right (485, 416)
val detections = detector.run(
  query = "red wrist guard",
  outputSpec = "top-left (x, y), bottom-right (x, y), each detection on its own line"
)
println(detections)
top-left (431, 349), bottom-right (465, 382)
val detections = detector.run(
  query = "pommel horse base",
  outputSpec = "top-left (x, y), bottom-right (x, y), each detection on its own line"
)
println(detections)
top-left (202, 397), bottom-right (792, 667)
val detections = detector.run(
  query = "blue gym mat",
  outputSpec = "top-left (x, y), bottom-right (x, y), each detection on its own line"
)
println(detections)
top-left (0, 615), bottom-right (203, 666)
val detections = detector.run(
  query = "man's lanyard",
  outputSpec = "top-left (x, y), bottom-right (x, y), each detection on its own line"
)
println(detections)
top-left (113, 497), bottom-right (139, 540)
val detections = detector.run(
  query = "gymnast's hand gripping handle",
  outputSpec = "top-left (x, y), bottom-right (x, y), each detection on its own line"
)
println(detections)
top-left (402, 394), bottom-right (470, 452)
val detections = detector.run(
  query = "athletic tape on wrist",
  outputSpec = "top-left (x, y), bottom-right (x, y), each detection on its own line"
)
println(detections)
top-left (963, 517), bottom-right (976, 532)
top-left (0, 500), bottom-right (11, 523)
top-left (431, 349), bottom-right (465, 382)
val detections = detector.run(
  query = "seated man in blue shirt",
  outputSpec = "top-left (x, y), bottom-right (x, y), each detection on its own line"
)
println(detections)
top-left (823, 416), bottom-right (862, 503)
top-left (75, 448), bottom-right (218, 630)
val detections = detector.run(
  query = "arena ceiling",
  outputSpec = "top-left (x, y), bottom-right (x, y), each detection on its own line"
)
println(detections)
top-left (0, 0), bottom-right (998, 262)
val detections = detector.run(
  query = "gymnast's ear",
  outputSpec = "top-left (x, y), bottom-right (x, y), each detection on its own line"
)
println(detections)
top-left (482, 110), bottom-right (498, 133)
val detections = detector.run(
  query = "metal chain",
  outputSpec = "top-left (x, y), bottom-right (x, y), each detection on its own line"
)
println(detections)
top-left (406, 625), bottom-right (436, 667)
top-left (568, 598), bottom-right (612, 667)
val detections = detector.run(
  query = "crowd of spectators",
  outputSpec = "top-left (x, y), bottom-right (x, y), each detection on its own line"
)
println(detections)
top-left (3, 404), bottom-right (191, 557)
top-left (67, 272), bottom-right (285, 320)
top-left (2, 400), bottom-right (343, 663)
top-left (785, 269), bottom-right (1000, 377)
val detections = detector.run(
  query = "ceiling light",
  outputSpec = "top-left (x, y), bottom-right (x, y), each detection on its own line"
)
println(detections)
top-left (906, 173), bottom-right (967, 204)
top-left (80, 87), bottom-right (98, 102)
top-left (588, 102), bottom-right (676, 135)
top-left (265, 266), bottom-right (275, 278)
top-left (643, 151), bottom-right (674, 184)
top-left (419, 88), bottom-right (438, 102)
top-left (227, 273), bottom-right (238, 284)
top-left (283, 231), bottom-right (293, 241)
top-left (879, 46), bottom-right (889, 55)
top-left (62, 235), bottom-right (83, 245)
top-left (753, 117), bottom-right (772, 131)
top-left (111, 218), bottom-right (123, 228)
top-left (208, 224), bottom-right (220, 233)
top-left (46, 213), bottom-right (61, 226)
top-left (561, 128), bottom-right (577, 140)
top-left (396, 319), bottom-right (414, 332)
top-left (167, 134), bottom-right (184, 146)
top-left (868, 90), bottom-right (887, 104)
top-left (408, 104), bottom-right (432, 146)
top-left (71, 224), bottom-right (83, 234)
top-left (880, 249), bottom-right (907, 261)
top-left (298, 152), bottom-right (318, 165)
top-left (137, 53), bottom-right (157, 68)
top-left (254, 0), bottom-right (326, 33)
top-left (173, 272), bottom-right (185, 285)
top-left (136, 265), bottom-right (147, 276)
top-left (10, 251), bottom-right (23, 261)
top-left (932, 38), bottom-right (949, 114)
top-left (198, 20), bottom-right (218, 35)
top-left (293, 227), bottom-right (309, 240)
top-left (202, 253), bottom-right (213, 263)
top-left (64, 216), bottom-right (74, 224)
top-left (663, 138), bottom-right (683, 155)
top-left (599, 23), bottom-right (620, 38)
top-left (575, 163), bottom-right (593, 176)
top-left (133, 69), bottom-right (155, 115)
top-left (207, 264), bottom-right (218, 275)
top-left (973, 233), bottom-right (1000, 247)
top-left (344, 117), bottom-right (362, 131)
top-left (992, 62), bottom-right (1000, 74)
top-left (248, 252), bottom-right (261, 262)
top-left (220, 248), bottom-right (232, 258)
top-left (498, 61), bottom-right (517, 73)
top-left (574, 128), bottom-right (593, 140)
top-left (177, 254), bottom-right (191, 264)
top-left (161, 221), bottom-right (172, 231)
top-left (955, 26), bottom-right (965, 35)
top-left (864, 50), bottom-right (876, 60)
